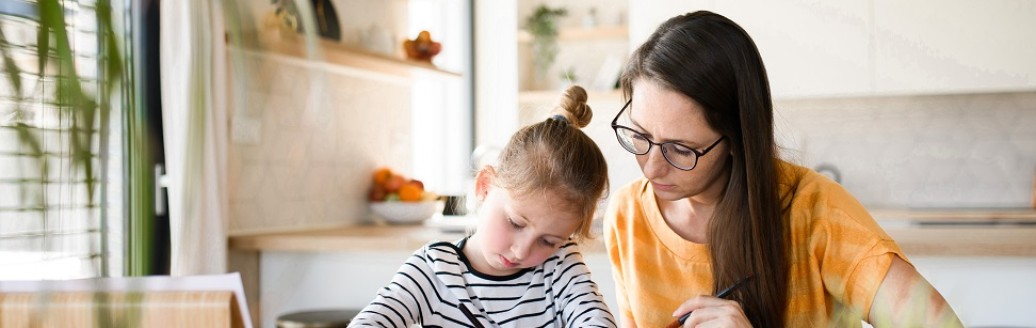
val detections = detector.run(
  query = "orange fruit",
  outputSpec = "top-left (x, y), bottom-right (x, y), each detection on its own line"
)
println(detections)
top-left (368, 184), bottom-right (387, 201)
top-left (384, 175), bottom-right (407, 193)
top-left (410, 179), bottom-right (424, 190)
top-left (372, 167), bottom-right (393, 186)
top-left (398, 182), bottom-right (424, 202)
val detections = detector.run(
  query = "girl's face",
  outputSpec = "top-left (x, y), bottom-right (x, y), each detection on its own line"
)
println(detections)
top-left (628, 78), bottom-right (731, 202)
top-left (466, 169), bottom-right (582, 276)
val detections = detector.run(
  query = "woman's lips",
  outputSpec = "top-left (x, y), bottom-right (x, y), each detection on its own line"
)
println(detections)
top-left (652, 181), bottom-right (675, 191)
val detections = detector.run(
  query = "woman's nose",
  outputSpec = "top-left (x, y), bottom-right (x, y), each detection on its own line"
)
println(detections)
top-left (640, 147), bottom-right (670, 178)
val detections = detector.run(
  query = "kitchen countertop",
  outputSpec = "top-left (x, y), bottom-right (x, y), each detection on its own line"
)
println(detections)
top-left (229, 208), bottom-right (1036, 257)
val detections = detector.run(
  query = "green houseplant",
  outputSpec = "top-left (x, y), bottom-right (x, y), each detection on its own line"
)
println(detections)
top-left (524, 5), bottom-right (567, 88)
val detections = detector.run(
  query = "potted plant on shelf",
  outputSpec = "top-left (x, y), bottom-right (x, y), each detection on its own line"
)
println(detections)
top-left (269, 0), bottom-right (341, 40)
top-left (524, 5), bottom-right (567, 89)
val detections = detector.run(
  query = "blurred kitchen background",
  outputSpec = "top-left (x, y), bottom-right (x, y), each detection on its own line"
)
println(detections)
top-left (1, 0), bottom-right (1034, 327)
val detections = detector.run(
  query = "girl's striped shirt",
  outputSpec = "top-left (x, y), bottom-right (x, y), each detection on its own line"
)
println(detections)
top-left (348, 238), bottom-right (617, 328)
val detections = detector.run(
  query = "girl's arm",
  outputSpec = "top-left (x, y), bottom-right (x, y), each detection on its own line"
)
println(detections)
top-left (552, 247), bottom-right (618, 328)
top-left (347, 258), bottom-right (427, 327)
top-left (868, 256), bottom-right (963, 327)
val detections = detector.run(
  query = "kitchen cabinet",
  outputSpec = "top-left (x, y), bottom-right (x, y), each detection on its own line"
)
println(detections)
top-left (629, 0), bottom-right (1036, 98)
top-left (231, 213), bottom-right (1036, 327)
top-left (709, 1), bottom-right (872, 98)
top-left (872, 0), bottom-right (1036, 95)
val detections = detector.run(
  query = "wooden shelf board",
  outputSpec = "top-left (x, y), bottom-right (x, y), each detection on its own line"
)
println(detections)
top-left (233, 34), bottom-right (462, 79)
top-left (869, 208), bottom-right (1036, 223)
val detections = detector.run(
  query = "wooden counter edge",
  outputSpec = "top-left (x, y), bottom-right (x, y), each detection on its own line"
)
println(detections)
top-left (869, 208), bottom-right (1036, 222)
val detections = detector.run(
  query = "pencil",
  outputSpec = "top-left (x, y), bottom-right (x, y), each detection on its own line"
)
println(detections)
top-left (666, 274), bottom-right (753, 328)
top-left (459, 302), bottom-right (486, 328)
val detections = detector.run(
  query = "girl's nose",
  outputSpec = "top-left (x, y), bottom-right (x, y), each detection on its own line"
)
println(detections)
top-left (511, 238), bottom-right (531, 260)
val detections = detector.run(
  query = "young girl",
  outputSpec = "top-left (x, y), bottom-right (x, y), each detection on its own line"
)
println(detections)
top-left (348, 85), bottom-right (616, 328)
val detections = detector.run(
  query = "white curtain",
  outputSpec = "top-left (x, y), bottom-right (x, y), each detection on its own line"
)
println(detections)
top-left (159, 0), bottom-right (228, 275)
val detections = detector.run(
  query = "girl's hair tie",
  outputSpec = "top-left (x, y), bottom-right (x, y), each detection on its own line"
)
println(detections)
top-left (550, 114), bottom-right (569, 124)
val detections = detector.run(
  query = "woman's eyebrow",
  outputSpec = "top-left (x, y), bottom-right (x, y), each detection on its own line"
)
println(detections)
top-left (628, 118), bottom-right (698, 146)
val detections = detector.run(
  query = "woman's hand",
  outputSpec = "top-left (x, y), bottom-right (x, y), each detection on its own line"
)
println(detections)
top-left (671, 295), bottom-right (752, 328)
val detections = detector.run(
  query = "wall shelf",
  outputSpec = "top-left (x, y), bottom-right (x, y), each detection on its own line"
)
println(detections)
top-left (231, 34), bottom-right (463, 80)
top-left (518, 25), bottom-right (628, 43)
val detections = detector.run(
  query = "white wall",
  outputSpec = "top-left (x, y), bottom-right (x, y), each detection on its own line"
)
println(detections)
top-left (474, 0), bottom-right (520, 150)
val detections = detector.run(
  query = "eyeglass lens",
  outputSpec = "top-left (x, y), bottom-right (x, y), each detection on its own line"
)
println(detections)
top-left (615, 127), bottom-right (698, 169)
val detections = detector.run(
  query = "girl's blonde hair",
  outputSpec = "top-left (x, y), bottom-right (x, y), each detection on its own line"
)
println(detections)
top-left (492, 85), bottom-right (608, 242)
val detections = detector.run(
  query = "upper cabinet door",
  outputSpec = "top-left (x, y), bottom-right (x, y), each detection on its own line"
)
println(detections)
top-left (631, 0), bottom-right (1036, 98)
top-left (631, 0), bottom-right (872, 99)
top-left (713, 1), bottom-right (872, 99)
top-left (873, 0), bottom-right (1036, 95)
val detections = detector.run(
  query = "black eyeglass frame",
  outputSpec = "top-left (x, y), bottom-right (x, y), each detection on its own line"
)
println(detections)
top-left (611, 100), bottom-right (725, 171)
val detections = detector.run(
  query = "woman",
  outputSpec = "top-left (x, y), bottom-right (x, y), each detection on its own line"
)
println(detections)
top-left (603, 11), bottom-right (962, 327)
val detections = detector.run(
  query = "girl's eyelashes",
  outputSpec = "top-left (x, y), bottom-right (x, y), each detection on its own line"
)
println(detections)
top-left (506, 217), bottom-right (561, 247)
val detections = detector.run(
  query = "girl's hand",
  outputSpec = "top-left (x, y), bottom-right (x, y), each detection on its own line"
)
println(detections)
top-left (671, 295), bottom-right (752, 328)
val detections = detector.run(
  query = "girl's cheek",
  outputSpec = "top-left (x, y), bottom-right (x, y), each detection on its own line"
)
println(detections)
top-left (527, 249), bottom-right (554, 267)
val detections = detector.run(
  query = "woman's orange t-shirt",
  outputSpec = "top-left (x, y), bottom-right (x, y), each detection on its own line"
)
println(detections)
top-left (603, 161), bottom-right (905, 327)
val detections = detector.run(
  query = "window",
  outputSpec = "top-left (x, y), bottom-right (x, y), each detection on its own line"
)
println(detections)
top-left (407, 0), bottom-right (473, 195)
top-left (0, 0), bottom-right (123, 279)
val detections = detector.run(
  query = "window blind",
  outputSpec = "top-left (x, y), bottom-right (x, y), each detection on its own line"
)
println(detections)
top-left (0, 0), bottom-right (121, 280)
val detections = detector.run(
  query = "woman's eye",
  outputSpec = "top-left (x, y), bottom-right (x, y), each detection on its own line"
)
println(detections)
top-left (668, 144), bottom-right (694, 157)
top-left (540, 239), bottom-right (557, 247)
top-left (508, 218), bottom-right (522, 229)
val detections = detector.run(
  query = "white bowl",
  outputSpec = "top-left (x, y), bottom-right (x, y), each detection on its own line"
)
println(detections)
top-left (369, 201), bottom-right (441, 224)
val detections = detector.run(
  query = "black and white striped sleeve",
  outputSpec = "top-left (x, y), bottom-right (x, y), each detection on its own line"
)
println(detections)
top-left (347, 250), bottom-right (432, 327)
top-left (551, 243), bottom-right (618, 328)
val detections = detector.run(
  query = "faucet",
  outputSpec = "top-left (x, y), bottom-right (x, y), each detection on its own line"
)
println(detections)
top-left (814, 163), bottom-right (842, 184)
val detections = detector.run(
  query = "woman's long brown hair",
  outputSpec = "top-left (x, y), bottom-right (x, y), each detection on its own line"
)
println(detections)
top-left (620, 11), bottom-right (789, 326)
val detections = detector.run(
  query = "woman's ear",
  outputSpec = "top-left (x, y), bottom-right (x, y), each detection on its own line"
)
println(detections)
top-left (474, 166), bottom-right (495, 202)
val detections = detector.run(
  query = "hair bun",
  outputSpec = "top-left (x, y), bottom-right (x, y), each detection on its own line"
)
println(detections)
top-left (551, 85), bottom-right (592, 128)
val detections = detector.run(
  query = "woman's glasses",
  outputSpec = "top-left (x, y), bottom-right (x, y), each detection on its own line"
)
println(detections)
top-left (611, 100), bottom-right (725, 171)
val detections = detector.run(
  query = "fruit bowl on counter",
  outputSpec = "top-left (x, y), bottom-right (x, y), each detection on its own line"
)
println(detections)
top-left (370, 200), bottom-right (442, 224)
top-left (368, 166), bottom-right (441, 224)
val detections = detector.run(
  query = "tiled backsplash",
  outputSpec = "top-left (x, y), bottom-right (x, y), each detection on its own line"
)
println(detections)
top-left (227, 55), bottom-right (412, 234)
top-left (774, 91), bottom-right (1036, 208)
top-left (523, 91), bottom-right (1036, 210)
top-left (231, 73), bottom-right (1035, 233)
